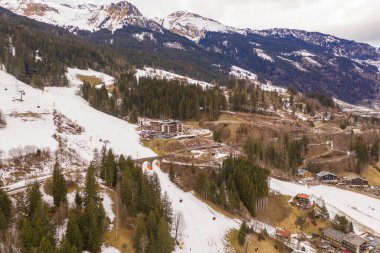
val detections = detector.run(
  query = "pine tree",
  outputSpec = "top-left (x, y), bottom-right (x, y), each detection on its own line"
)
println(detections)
top-left (371, 138), bottom-right (379, 161)
top-left (156, 217), bottom-right (175, 253)
top-left (146, 210), bottom-right (159, 239)
top-left (59, 239), bottom-right (79, 253)
top-left (160, 192), bottom-right (173, 223)
top-left (195, 171), bottom-right (210, 199)
top-left (102, 149), bottom-right (117, 187)
top-left (26, 183), bottom-right (42, 218)
top-left (238, 221), bottom-right (248, 245)
top-left (217, 184), bottom-right (227, 208)
top-left (169, 166), bottom-right (175, 182)
top-left (52, 162), bottom-right (68, 207)
top-left (135, 216), bottom-right (148, 253)
top-left (74, 191), bottom-right (82, 208)
top-left (39, 236), bottom-right (55, 252)
top-left (81, 199), bottom-right (102, 252)
top-left (84, 166), bottom-right (98, 204)
top-left (0, 188), bottom-right (12, 230)
top-left (66, 212), bottom-right (83, 251)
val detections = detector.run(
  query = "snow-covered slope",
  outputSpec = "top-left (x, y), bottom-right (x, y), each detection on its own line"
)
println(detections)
top-left (270, 178), bottom-right (380, 235)
top-left (136, 67), bottom-right (213, 89)
top-left (156, 11), bottom-right (244, 41)
top-left (66, 67), bottom-right (115, 88)
top-left (0, 0), bottom-right (162, 32)
top-left (149, 160), bottom-right (239, 253)
top-left (0, 69), bottom-right (155, 161)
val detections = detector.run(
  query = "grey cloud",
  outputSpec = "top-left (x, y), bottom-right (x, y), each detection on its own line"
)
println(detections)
top-left (127, 0), bottom-right (380, 45)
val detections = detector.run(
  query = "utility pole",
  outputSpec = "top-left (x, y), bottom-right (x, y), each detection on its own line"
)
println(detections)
top-left (115, 184), bottom-right (120, 240)
top-left (244, 241), bottom-right (249, 253)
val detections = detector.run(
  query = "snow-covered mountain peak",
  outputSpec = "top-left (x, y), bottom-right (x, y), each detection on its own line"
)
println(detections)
top-left (156, 11), bottom-right (244, 41)
top-left (106, 1), bottom-right (143, 17)
top-left (0, 0), bottom-right (161, 32)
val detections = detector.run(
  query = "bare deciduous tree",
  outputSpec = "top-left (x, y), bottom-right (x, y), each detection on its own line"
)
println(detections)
top-left (172, 211), bottom-right (185, 243)
top-left (139, 234), bottom-right (149, 253)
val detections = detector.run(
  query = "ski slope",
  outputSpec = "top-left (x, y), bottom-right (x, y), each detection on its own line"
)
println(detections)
top-left (270, 178), bottom-right (380, 235)
top-left (0, 69), bottom-right (155, 161)
top-left (149, 160), bottom-right (240, 253)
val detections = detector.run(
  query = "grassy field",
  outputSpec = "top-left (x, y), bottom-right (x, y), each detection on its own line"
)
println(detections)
top-left (362, 165), bottom-right (380, 186)
top-left (143, 139), bottom-right (182, 155)
top-left (226, 229), bottom-right (291, 253)
top-left (103, 189), bottom-right (136, 253)
top-left (77, 74), bottom-right (102, 85)
top-left (44, 178), bottom-right (53, 196)
top-left (256, 194), bottom-right (331, 235)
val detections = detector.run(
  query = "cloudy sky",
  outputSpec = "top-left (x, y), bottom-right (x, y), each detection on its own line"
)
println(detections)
top-left (124, 0), bottom-right (380, 46)
top-left (51, 0), bottom-right (380, 46)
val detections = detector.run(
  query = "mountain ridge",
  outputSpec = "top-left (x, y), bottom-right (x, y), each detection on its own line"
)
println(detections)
top-left (0, 0), bottom-right (379, 104)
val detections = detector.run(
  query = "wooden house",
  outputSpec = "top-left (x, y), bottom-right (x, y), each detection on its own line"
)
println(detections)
top-left (317, 171), bottom-right (337, 182)
top-left (294, 193), bottom-right (311, 208)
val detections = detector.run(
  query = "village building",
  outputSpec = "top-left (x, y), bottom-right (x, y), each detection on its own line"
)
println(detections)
top-left (322, 228), bottom-right (347, 248)
top-left (367, 236), bottom-right (380, 253)
top-left (139, 118), bottom-right (184, 138)
top-left (150, 120), bottom-right (183, 134)
top-left (322, 228), bottom-right (369, 253)
top-left (294, 193), bottom-right (311, 208)
top-left (342, 176), bottom-right (369, 186)
top-left (342, 233), bottom-right (368, 253)
top-left (317, 171), bottom-right (337, 182)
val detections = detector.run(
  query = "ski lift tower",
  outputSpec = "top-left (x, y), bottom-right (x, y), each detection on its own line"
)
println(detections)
top-left (19, 89), bottom-right (25, 101)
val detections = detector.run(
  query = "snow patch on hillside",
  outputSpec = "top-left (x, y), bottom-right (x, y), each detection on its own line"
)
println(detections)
top-left (230, 65), bottom-right (257, 80)
top-left (284, 50), bottom-right (316, 57)
top-left (355, 59), bottom-right (380, 72)
top-left (254, 48), bottom-right (274, 62)
top-left (100, 190), bottom-right (115, 231)
top-left (278, 56), bottom-right (307, 72)
top-left (229, 66), bottom-right (287, 93)
top-left (135, 67), bottom-right (213, 89)
top-left (303, 57), bottom-right (322, 67)
top-left (66, 68), bottom-right (115, 88)
top-left (133, 32), bottom-right (156, 42)
top-left (163, 41), bottom-right (185, 50)
top-left (101, 245), bottom-right (121, 253)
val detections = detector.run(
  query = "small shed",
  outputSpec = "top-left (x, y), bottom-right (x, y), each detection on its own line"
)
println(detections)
top-left (317, 171), bottom-right (337, 182)
top-left (342, 176), bottom-right (369, 186)
top-left (298, 168), bottom-right (314, 179)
